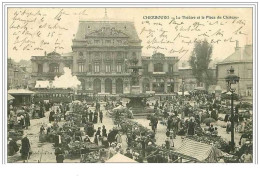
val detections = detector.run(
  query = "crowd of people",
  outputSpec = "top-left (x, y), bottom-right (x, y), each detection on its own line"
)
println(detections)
top-left (7, 90), bottom-right (253, 163)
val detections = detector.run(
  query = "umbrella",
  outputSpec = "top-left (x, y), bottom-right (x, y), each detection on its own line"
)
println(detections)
top-left (72, 100), bottom-right (81, 104)
top-left (113, 105), bottom-right (125, 111)
top-left (203, 117), bottom-right (216, 124)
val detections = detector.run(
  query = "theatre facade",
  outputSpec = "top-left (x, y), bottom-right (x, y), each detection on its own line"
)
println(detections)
top-left (31, 19), bottom-right (179, 95)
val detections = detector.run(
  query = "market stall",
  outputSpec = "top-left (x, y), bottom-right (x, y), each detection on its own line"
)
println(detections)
top-left (106, 153), bottom-right (137, 163)
top-left (8, 89), bottom-right (35, 106)
top-left (173, 139), bottom-right (224, 163)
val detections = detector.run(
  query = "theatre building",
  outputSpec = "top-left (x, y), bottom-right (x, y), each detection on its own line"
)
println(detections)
top-left (71, 19), bottom-right (142, 95)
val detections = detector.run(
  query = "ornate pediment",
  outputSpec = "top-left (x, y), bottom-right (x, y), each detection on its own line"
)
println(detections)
top-left (87, 27), bottom-right (129, 38)
top-left (47, 51), bottom-right (61, 59)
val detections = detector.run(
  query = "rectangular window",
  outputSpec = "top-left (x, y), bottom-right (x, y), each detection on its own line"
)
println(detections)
top-left (105, 40), bottom-right (111, 44)
top-left (94, 40), bottom-right (100, 44)
top-left (106, 65), bottom-right (111, 73)
top-left (54, 66), bottom-right (59, 73)
top-left (78, 63), bottom-right (84, 72)
top-left (116, 64), bottom-right (122, 73)
top-left (94, 64), bottom-right (100, 73)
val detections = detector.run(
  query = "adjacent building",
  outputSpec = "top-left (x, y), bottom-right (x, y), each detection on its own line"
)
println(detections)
top-left (31, 51), bottom-right (73, 83)
top-left (141, 53), bottom-right (179, 93)
top-left (7, 58), bottom-right (31, 89)
top-left (179, 67), bottom-right (216, 91)
top-left (216, 42), bottom-right (253, 97)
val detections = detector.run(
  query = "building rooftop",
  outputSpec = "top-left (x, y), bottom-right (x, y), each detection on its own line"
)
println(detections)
top-left (74, 20), bottom-right (141, 42)
top-left (219, 44), bottom-right (252, 64)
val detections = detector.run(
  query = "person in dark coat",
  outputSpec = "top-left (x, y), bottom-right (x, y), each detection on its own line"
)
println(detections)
top-left (24, 112), bottom-right (30, 129)
top-left (55, 147), bottom-right (64, 163)
top-left (8, 138), bottom-right (19, 156)
top-left (49, 110), bottom-right (55, 122)
top-left (21, 135), bottom-right (31, 160)
top-left (102, 125), bottom-right (107, 137)
top-left (93, 111), bottom-right (98, 124)
top-left (187, 119), bottom-right (195, 136)
top-left (211, 109), bottom-right (218, 121)
top-left (89, 110), bottom-right (93, 122)
top-left (94, 127), bottom-right (101, 145)
top-left (224, 114), bottom-right (229, 122)
top-left (167, 117), bottom-right (173, 131)
top-left (107, 130), bottom-right (114, 146)
top-left (99, 111), bottom-right (103, 123)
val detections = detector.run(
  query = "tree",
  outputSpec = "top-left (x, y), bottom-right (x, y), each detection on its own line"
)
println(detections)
top-left (189, 39), bottom-right (214, 90)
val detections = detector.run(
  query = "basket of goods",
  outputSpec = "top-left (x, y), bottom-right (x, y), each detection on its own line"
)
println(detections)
top-left (81, 151), bottom-right (101, 163)
top-left (224, 155), bottom-right (238, 163)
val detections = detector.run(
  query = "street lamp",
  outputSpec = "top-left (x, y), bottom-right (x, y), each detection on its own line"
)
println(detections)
top-left (225, 66), bottom-right (240, 152)
top-left (181, 77), bottom-right (185, 119)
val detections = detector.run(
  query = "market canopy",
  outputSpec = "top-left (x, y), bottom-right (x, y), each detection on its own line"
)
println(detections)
top-left (8, 94), bottom-right (15, 101)
top-left (173, 139), bottom-right (223, 163)
top-left (8, 89), bottom-right (35, 95)
top-left (106, 153), bottom-right (137, 163)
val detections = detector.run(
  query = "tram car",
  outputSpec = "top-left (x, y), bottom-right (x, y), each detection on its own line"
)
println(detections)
top-left (33, 88), bottom-right (74, 103)
top-left (33, 88), bottom-right (95, 104)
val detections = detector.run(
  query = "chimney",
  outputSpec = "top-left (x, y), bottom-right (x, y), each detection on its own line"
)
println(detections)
top-left (235, 40), bottom-right (240, 51)
top-left (44, 51), bottom-right (47, 56)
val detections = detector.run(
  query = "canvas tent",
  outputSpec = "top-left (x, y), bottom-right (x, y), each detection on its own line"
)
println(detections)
top-left (173, 139), bottom-right (223, 163)
top-left (106, 153), bottom-right (137, 163)
top-left (8, 94), bottom-right (15, 101)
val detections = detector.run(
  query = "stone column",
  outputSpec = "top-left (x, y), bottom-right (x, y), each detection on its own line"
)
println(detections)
top-left (112, 78), bottom-right (116, 94)
top-left (101, 78), bottom-right (105, 93)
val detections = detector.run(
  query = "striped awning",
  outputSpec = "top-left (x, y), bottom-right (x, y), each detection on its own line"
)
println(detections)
top-left (174, 139), bottom-right (223, 162)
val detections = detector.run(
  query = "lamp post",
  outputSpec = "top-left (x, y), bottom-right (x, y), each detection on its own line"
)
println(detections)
top-left (225, 66), bottom-right (240, 152)
top-left (181, 77), bottom-right (185, 119)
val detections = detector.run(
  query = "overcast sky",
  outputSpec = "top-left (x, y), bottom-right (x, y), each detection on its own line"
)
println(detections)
top-left (8, 8), bottom-right (252, 62)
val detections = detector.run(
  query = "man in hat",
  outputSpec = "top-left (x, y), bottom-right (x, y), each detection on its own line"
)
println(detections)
top-left (124, 148), bottom-right (133, 159)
